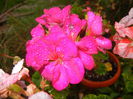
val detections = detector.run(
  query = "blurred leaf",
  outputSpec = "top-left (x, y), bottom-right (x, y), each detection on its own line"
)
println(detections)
top-left (110, 92), bottom-right (119, 98)
top-left (0, 0), bottom-right (5, 13)
top-left (123, 95), bottom-right (133, 99)
top-left (9, 84), bottom-right (22, 93)
top-left (72, 4), bottom-right (83, 17)
top-left (45, 84), bottom-right (69, 99)
top-left (32, 72), bottom-right (42, 88)
top-left (83, 94), bottom-right (111, 99)
top-left (125, 81), bottom-right (133, 93)
top-left (98, 87), bottom-right (113, 93)
top-left (122, 65), bottom-right (133, 81)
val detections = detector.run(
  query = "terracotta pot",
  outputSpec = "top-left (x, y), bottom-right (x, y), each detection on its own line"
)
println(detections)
top-left (81, 51), bottom-right (121, 88)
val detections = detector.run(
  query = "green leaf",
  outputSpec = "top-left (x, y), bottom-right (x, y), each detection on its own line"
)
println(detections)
top-left (122, 66), bottom-right (133, 81)
top-left (45, 84), bottom-right (69, 99)
top-left (98, 87), bottom-right (113, 93)
top-left (83, 94), bottom-right (111, 99)
top-left (125, 81), bottom-right (133, 93)
top-left (83, 94), bottom-right (97, 99)
top-left (123, 95), bottom-right (133, 99)
top-left (32, 71), bottom-right (42, 88)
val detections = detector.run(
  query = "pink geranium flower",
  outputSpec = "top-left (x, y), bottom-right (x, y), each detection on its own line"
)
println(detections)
top-left (26, 26), bottom-right (84, 91)
top-left (26, 5), bottom-right (113, 91)
top-left (86, 11), bottom-right (103, 36)
top-left (76, 35), bottom-right (112, 70)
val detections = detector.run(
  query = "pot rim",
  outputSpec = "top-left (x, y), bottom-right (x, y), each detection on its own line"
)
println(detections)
top-left (81, 51), bottom-right (121, 88)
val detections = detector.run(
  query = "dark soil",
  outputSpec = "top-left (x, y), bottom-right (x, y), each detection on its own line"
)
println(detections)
top-left (85, 59), bottom-right (117, 81)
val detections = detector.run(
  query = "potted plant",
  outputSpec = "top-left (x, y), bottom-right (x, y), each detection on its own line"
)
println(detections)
top-left (81, 51), bottom-right (121, 88)
top-left (25, 5), bottom-right (117, 91)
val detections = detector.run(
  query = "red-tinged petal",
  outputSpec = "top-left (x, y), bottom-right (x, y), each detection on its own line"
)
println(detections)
top-left (113, 33), bottom-right (122, 42)
top-left (113, 39), bottom-right (133, 58)
top-left (115, 22), bottom-right (133, 40)
top-left (115, 22), bottom-right (126, 37)
top-left (52, 66), bottom-right (69, 91)
top-left (76, 36), bottom-right (98, 54)
top-left (124, 26), bottom-right (133, 40)
top-left (122, 44), bottom-right (133, 58)
top-left (79, 51), bottom-right (95, 70)
top-left (63, 58), bottom-right (84, 84)
top-left (96, 36), bottom-right (112, 50)
top-left (30, 24), bottom-right (45, 38)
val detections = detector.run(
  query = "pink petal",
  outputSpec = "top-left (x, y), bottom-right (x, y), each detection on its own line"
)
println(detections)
top-left (126, 19), bottom-right (133, 26)
top-left (124, 26), bottom-right (133, 40)
top-left (35, 15), bottom-right (47, 26)
top-left (87, 11), bottom-right (102, 36)
top-left (128, 7), bottom-right (133, 18)
top-left (26, 38), bottom-right (50, 70)
top-left (63, 58), bottom-right (84, 84)
top-left (0, 68), bottom-right (29, 90)
top-left (48, 26), bottom-right (66, 41)
top-left (41, 62), bottom-right (57, 81)
top-left (52, 66), bottom-right (69, 91)
top-left (41, 63), bottom-right (69, 91)
top-left (87, 11), bottom-right (95, 28)
top-left (119, 7), bottom-right (133, 26)
top-left (115, 22), bottom-right (133, 39)
top-left (30, 24), bottom-right (45, 38)
top-left (96, 36), bottom-right (112, 50)
top-left (90, 15), bottom-right (102, 36)
top-left (115, 22), bottom-right (126, 37)
top-left (43, 7), bottom-right (61, 15)
top-left (56, 37), bottom-right (77, 59)
top-left (70, 15), bottom-right (86, 40)
top-left (76, 36), bottom-right (98, 54)
top-left (61, 5), bottom-right (71, 22)
top-left (0, 74), bottom-right (18, 90)
top-left (79, 51), bottom-right (95, 70)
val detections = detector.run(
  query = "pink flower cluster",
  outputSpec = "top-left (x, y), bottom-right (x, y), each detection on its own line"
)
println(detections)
top-left (26, 5), bottom-right (112, 91)
top-left (113, 8), bottom-right (133, 58)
